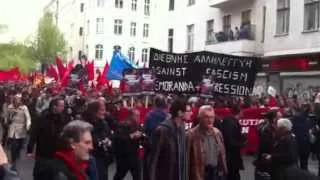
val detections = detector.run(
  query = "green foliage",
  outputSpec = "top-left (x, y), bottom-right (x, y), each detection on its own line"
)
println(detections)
top-left (34, 11), bottom-right (67, 63)
top-left (0, 43), bottom-right (37, 73)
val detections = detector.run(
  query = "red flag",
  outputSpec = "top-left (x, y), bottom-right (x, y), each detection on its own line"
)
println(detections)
top-left (107, 81), bottom-right (113, 96)
top-left (56, 56), bottom-right (66, 80)
top-left (61, 61), bottom-right (74, 87)
top-left (86, 61), bottom-right (95, 81)
top-left (97, 61), bottom-right (109, 89)
top-left (46, 65), bottom-right (59, 81)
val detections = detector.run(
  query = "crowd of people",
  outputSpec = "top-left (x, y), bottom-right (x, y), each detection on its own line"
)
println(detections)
top-left (0, 82), bottom-right (320, 180)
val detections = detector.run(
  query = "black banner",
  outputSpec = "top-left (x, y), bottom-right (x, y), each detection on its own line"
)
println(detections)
top-left (149, 48), bottom-right (261, 96)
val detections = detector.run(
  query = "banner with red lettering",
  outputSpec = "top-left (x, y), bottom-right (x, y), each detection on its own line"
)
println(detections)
top-left (215, 107), bottom-right (269, 154)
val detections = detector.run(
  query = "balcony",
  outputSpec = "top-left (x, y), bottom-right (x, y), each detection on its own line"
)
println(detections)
top-left (205, 24), bottom-right (257, 56)
top-left (209, 0), bottom-right (252, 8)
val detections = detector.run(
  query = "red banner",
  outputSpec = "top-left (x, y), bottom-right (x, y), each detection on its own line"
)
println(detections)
top-left (215, 107), bottom-right (269, 154)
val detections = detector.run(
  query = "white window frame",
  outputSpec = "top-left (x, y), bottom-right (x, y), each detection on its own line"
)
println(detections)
top-left (141, 48), bottom-right (148, 62)
top-left (132, 0), bottom-right (137, 11)
top-left (143, 23), bottom-right (149, 37)
top-left (188, 0), bottom-right (195, 6)
top-left (206, 19), bottom-right (214, 44)
top-left (87, 20), bottom-right (90, 36)
top-left (97, 0), bottom-right (104, 7)
top-left (186, 24), bottom-right (194, 52)
top-left (128, 47), bottom-right (135, 61)
top-left (168, 29), bottom-right (174, 52)
top-left (80, 3), bottom-right (84, 12)
top-left (114, 19), bottom-right (123, 35)
top-left (95, 44), bottom-right (103, 60)
top-left (169, 0), bottom-right (174, 11)
top-left (96, 18), bottom-right (104, 34)
top-left (115, 0), bottom-right (123, 8)
top-left (304, 0), bottom-right (320, 31)
top-left (130, 22), bottom-right (137, 36)
top-left (144, 0), bottom-right (150, 16)
top-left (276, 0), bottom-right (290, 35)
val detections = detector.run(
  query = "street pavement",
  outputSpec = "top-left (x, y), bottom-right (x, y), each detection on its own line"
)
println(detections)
top-left (15, 154), bottom-right (319, 180)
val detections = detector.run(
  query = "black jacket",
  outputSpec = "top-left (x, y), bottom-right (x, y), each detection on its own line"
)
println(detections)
top-left (27, 110), bottom-right (70, 158)
top-left (114, 122), bottom-right (147, 164)
top-left (255, 122), bottom-right (275, 172)
top-left (88, 119), bottom-right (113, 163)
top-left (271, 133), bottom-right (299, 180)
top-left (222, 116), bottom-right (244, 170)
top-left (33, 158), bottom-right (82, 180)
top-left (292, 112), bottom-right (312, 154)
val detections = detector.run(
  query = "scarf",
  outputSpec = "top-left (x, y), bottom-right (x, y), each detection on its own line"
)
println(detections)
top-left (55, 149), bottom-right (89, 180)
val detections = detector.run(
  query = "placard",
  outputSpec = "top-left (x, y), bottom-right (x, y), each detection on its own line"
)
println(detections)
top-left (122, 69), bottom-right (141, 96)
top-left (141, 69), bottom-right (156, 95)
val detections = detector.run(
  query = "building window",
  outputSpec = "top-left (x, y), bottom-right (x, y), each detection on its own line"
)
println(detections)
top-left (142, 48), bottom-right (148, 62)
top-left (241, 10), bottom-right (251, 25)
top-left (144, 0), bottom-right (150, 16)
top-left (188, 0), bottom-right (195, 6)
top-left (143, 23), bottom-right (149, 37)
top-left (78, 50), bottom-right (83, 60)
top-left (169, 0), bottom-right (174, 11)
top-left (276, 0), bottom-right (290, 34)
top-left (130, 22), bottom-right (137, 36)
top-left (70, 23), bottom-right (74, 37)
top-left (206, 19), bottom-right (214, 44)
top-left (96, 18), bottom-right (104, 34)
top-left (95, 44), bottom-right (103, 60)
top-left (128, 47), bottom-right (135, 61)
top-left (85, 45), bottom-right (89, 55)
top-left (223, 15), bottom-right (231, 34)
top-left (87, 20), bottom-right (90, 35)
top-left (97, 0), bottom-right (104, 7)
top-left (80, 3), bottom-right (84, 12)
top-left (115, 0), bottom-right (123, 8)
top-left (132, 0), bottom-right (137, 11)
top-left (168, 29), bottom-right (174, 52)
top-left (304, 0), bottom-right (320, 31)
top-left (79, 27), bottom-right (83, 36)
top-left (187, 24), bottom-right (194, 52)
top-left (114, 19), bottom-right (123, 35)
top-left (262, 6), bottom-right (266, 42)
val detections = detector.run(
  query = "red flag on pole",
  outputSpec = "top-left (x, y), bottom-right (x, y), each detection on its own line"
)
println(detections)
top-left (97, 61), bottom-right (109, 89)
top-left (56, 56), bottom-right (66, 80)
top-left (46, 64), bottom-right (59, 81)
top-left (61, 61), bottom-right (74, 87)
top-left (86, 61), bottom-right (95, 81)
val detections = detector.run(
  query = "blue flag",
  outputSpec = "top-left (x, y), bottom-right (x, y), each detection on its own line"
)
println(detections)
top-left (107, 50), bottom-right (137, 80)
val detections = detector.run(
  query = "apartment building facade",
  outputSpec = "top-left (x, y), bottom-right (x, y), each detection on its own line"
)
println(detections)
top-left (45, 0), bottom-right (156, 68)
top-left (45, 0), bottom-right (320, 100)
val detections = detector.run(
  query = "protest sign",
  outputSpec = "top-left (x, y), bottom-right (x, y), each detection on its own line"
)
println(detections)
top-left (122, 69), bottom-right (142, 96)
top-left (149, 48), bottom-right (261, 96)
top-left (141, 69), bottom-right (156, 95)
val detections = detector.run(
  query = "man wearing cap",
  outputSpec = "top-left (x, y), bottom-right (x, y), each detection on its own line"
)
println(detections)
top-left (6, 94), bottom-right (31, 171)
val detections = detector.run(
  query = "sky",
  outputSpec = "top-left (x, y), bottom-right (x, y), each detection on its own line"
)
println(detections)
top-left (0, 0), bottom-right (51, 43)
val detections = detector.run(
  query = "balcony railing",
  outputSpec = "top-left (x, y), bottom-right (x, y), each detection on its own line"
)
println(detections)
top-left (206, 24), bottom-right (256, 45)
